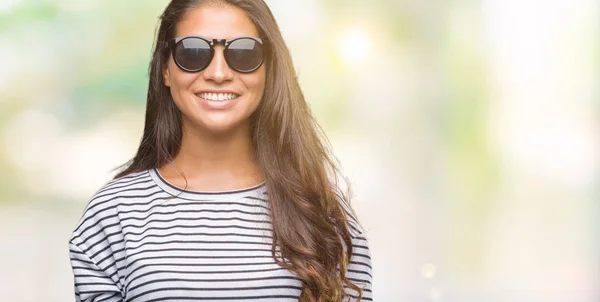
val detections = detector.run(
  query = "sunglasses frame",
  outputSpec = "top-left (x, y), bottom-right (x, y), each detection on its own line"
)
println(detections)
top-left (168, 35), bottom-right (265, 73)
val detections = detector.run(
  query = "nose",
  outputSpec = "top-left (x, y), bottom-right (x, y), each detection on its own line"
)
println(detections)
top-left (202, 45), bottom-right (233, 83)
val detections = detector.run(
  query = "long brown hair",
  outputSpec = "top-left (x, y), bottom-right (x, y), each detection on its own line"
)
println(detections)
top-left (115, 0), bottom-right (364, 300)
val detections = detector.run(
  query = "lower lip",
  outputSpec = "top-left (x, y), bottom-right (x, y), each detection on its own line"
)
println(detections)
top-left (195, 94), bottom-right (241, 110)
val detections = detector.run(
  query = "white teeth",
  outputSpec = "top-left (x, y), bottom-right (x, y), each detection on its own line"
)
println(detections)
top-left (198, 93), bottom-right (239, 101)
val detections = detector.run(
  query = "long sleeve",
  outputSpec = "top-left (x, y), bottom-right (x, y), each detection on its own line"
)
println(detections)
top-left (344, 223), bottom-right (373, 301)
top-left (69, 241), bottom-right (124, 302)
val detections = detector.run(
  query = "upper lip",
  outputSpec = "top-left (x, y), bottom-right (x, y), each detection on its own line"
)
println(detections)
top-left (195, 90), bottom-right (240, 95)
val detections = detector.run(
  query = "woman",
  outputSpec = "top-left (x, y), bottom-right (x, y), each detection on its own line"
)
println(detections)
top-left (68, 0), bottom-right (372, 301)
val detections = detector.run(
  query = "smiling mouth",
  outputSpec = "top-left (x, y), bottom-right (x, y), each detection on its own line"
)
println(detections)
top-left (196, 92), bottom-right (240, 102)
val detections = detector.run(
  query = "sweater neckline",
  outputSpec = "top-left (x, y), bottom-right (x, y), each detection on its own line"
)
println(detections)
top-left (148, 167), bottom-right (267, 200)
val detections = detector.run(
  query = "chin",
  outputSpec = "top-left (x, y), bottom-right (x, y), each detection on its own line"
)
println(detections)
top-left (190, 116), bottom-right (248, 134)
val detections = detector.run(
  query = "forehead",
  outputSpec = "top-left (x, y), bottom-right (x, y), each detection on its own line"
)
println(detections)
top-left (175, 5), bottom-right (259, 39)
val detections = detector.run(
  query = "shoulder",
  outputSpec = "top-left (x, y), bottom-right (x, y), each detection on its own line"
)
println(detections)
top-left (84, 169), bottom-right (156, 213)
top-left (69, 169), bottom-right (155, 245)
top-left (333, 187), bottom-right (368, 238)
top-left (333, 188), bottom-right (373, 293)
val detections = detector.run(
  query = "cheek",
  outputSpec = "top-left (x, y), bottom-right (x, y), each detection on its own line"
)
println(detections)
top-left (247, 69), bottom-right (266, 98)
top-left (168, 62), bottom-right (196, 91)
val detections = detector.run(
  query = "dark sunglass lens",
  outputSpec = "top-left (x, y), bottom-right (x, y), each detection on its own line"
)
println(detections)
top-left (226, 38), bottom-right (264, 72)
top-left (175, 38), bottom-right (212, 71)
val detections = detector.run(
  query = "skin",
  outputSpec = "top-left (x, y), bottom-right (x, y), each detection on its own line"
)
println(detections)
top-left (159, 4), bottom-right (266, 191)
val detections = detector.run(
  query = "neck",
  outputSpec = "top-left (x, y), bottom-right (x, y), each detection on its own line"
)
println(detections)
top-left (159, 119), bottom-right (264, 191)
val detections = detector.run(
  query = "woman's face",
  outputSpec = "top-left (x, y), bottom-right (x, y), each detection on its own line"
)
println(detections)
top-left (163, 5), bottom-right (266, 134)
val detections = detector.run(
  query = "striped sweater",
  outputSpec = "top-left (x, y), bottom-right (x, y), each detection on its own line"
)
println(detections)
top-left (68, 168), bottom-right (373, 301)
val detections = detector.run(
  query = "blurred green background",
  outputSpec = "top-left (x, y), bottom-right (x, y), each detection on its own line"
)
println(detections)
top-left (0, 0), bottom-right (598, 301)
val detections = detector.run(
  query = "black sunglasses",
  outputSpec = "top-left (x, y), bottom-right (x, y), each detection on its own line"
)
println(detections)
top-left (168, 35), bottom-right (265, 73)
